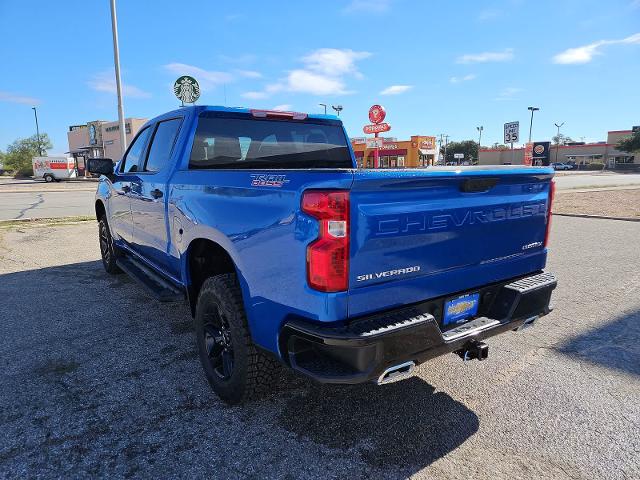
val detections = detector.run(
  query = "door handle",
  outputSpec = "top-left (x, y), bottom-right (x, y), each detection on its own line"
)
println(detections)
top-left (122, 185), bottom-right (131, 193)
top-left (150, 188), bottom-right (163, 199)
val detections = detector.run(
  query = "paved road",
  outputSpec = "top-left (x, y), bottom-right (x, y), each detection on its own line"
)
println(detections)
top-left (554, 172), bottom-right (640, 190)
top-left (0, 217), bottom-right (637, 478)
top-left (1, 173), bottom-right (640, 221)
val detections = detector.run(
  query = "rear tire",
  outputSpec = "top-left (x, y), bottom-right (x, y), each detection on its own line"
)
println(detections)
top-left (195, 274), bottom-right (278, 404)
top-left (98, 217), bottom-right (122, 274)
top-left (44, 174), bottom-right (54, 183)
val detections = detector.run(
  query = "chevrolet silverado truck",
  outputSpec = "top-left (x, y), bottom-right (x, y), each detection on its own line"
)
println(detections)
top-left (88, 106), bottom-right (557, 404)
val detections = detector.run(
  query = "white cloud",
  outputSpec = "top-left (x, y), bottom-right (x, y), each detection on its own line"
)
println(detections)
top-left (552, 32), bottom-right (640, 64)
top-left (285, 70), bottom-right (349, 95)
top-left (302, 48), bottom-right (371, 77)
top-left (245, 48), bottom-right (371, 98)
top-left (236, 69), bottom-right (262, 79)
top-left (272, 104), bottom-right (292, 111)
top-left (87, 71), bottom-right (151, 99)
top-left (0, 90), bottom-right (40, 105)
top-left (163, 63), bottom-right (233, 90)
top-left (456, 48), bottom-right (514, 64)
top-left (241, 91), bottom-right (268, 100)
top-left (344, 0), bottom-right (392, 13)
top-left (450, 74), bottom-right (477, 84)
top-left (494, 87), bottom-right (523, 101)
top-left (380, 85), bottom-right (413, 95)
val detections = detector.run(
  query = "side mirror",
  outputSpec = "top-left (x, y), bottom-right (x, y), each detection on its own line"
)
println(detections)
top-left (87, 158), bottom-right (115, 176)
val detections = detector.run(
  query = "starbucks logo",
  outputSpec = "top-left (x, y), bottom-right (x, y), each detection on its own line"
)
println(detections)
top-left (173, 75), bottom-right (200, 104)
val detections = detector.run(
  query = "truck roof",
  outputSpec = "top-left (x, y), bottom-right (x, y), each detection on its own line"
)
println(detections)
top-left (151, 105), bottom-right (339, 124)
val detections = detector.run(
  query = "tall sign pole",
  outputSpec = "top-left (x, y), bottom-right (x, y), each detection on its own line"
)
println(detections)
top-left (363, 105), bottom-right (390, 169)
top-left (110, 0), bottom-right (127, 157)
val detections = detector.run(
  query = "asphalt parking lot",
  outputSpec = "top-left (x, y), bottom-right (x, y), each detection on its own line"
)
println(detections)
top-left (0, 216), bottom-right (638, 479)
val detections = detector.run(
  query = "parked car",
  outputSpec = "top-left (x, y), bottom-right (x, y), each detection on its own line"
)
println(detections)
top-left (551, 162), bottom-right (572, 171)
top-left (88, 106), bottom-right (557, 405)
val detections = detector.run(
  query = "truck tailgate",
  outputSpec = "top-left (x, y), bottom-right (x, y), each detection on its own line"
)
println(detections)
top-left (348, 167), bottom-right (553, 317)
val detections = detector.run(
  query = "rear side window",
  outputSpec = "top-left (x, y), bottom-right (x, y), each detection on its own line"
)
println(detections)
top-left (121, 127), bottom-right (151, 172)
top-left (189, 114), bottom-right (353, 169)
top-left (145, 118), bottom-right (183, 172)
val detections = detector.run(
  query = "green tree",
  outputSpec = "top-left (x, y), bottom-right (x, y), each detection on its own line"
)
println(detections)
top-left (552, 133), bottom-right (574, 145)
top-left (4, 134), bottom-right (52, 177)
top-left (440, 140), bottom-right (478, 164)
top-left (616, 130), bottom-right (640, 153)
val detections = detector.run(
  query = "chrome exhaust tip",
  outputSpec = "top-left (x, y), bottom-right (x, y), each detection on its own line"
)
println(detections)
top-left (376, 361), bottom-right (415, 385)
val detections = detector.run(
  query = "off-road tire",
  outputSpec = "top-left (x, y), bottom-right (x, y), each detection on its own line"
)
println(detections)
top-left (98, 216), bottom-right (122, 274)
top-left (195, 274), bottom-right (278, 404)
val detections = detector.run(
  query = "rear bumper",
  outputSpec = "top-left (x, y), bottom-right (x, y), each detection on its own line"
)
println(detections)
top-left (280, 271), bottom-right (557, 384)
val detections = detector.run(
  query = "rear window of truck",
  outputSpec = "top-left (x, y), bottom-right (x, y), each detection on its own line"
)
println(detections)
top-left (189, 112), bottom-right (353, 169)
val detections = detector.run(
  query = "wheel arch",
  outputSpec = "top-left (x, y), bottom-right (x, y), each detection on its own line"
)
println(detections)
top-left (95, 199), bottom-right (106, 221)
top-left (185, 238), bottom-right (239, 317)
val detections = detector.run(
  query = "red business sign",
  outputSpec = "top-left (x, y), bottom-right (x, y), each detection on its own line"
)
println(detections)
top-left (368, 104), bottom-right (386, 124)
top-left (363, 122), bottom-right (391, 134)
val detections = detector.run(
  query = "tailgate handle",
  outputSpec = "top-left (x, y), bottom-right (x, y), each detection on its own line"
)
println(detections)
top-left (460, 178), bottom-right (498, 193)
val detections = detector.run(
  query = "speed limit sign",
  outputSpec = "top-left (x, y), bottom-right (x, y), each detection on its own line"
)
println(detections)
top-left (504, 121), bottom-right (519, 143)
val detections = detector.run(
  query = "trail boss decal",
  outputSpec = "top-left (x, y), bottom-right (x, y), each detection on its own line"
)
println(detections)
top-left (357, 265), bottom-right (421, 282)
top-left (250, 174), bottom-right (290, 187)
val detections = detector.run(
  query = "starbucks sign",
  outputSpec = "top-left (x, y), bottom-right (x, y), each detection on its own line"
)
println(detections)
top-left (173, 75), bottom-right (200, 104)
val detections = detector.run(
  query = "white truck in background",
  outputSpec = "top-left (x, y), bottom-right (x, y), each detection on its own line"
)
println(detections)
top-left (32, 157), bottom-right (77, 182)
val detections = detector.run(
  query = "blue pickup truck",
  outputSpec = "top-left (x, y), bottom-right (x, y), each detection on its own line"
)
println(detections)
top-left (88, 106), bottom-right (557, 404)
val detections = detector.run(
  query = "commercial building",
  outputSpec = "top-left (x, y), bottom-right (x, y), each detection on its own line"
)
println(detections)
top-left (67, 118), bottom-right (147, 175)
top-left (479, 128), bottom-right (637, 169)
top-left (350, 135), bottom-right (438, 168)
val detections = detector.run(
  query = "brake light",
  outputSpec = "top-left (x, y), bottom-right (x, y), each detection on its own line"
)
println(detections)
top-left (544, 180), bottom-right (555, 247)
top-left (250, 109), bottom-right (308, 120)
top-left (302, 190), bottom-right (349, 292)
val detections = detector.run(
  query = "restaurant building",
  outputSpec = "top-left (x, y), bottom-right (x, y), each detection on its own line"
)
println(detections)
top-left (478, 128), bottom-right (638, 169)
top-left (351, 135), bottom-right (438, 168)
top-left (67, 118), bottom-right (148, 175)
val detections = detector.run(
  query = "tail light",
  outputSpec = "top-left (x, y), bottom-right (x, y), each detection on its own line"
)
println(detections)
top-left (250, 109), bottom-right (308, 120)
top-left (302, 190), bottom-right (349, 292)
top-left (544, 180), bottom-right (555, 247)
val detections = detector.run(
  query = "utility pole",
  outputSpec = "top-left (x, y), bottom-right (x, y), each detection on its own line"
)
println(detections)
top-left (476, 126), bottom-right (483, 165)
top-left (31, 107), bottom-right (42, 156)
top-left (554, 122), bottom-right (565, 164)
top-left (444, 135), bottom-right (450, 164)
top-left (110, 0), bottom-right (127, 157)
top-left (527, 106), bottom-right (539, 143)
top-left (319, 103), bottom-right (327, 115)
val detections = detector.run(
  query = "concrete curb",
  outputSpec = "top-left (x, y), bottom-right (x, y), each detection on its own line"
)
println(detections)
top-left (0, 188), bottom-right (97, 193)
top-left (0, 216), bottom-right (95, 225)
top-left (554, 213), bottom-right (640, 222)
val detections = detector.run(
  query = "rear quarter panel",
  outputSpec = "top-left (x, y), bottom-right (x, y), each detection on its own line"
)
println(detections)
top-left (169, 169), bottom-right (354, 353)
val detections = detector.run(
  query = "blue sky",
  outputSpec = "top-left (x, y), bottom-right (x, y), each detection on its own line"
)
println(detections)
top-left (1, 0), bottom-right (639, 155)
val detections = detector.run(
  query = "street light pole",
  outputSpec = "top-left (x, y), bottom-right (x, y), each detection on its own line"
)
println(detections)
top-left (319, 103), bottom-right (327, 115)
top-left (527, 106), bottom-right (539, 143)
top-left (31, 107), bottom-right (42, 156)
top-left (332, 105), bottom-right (343, 116)
top-left (109, 0), bottom-right (127, 158)
top-left (554, 122), bottom-right (565, 164)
